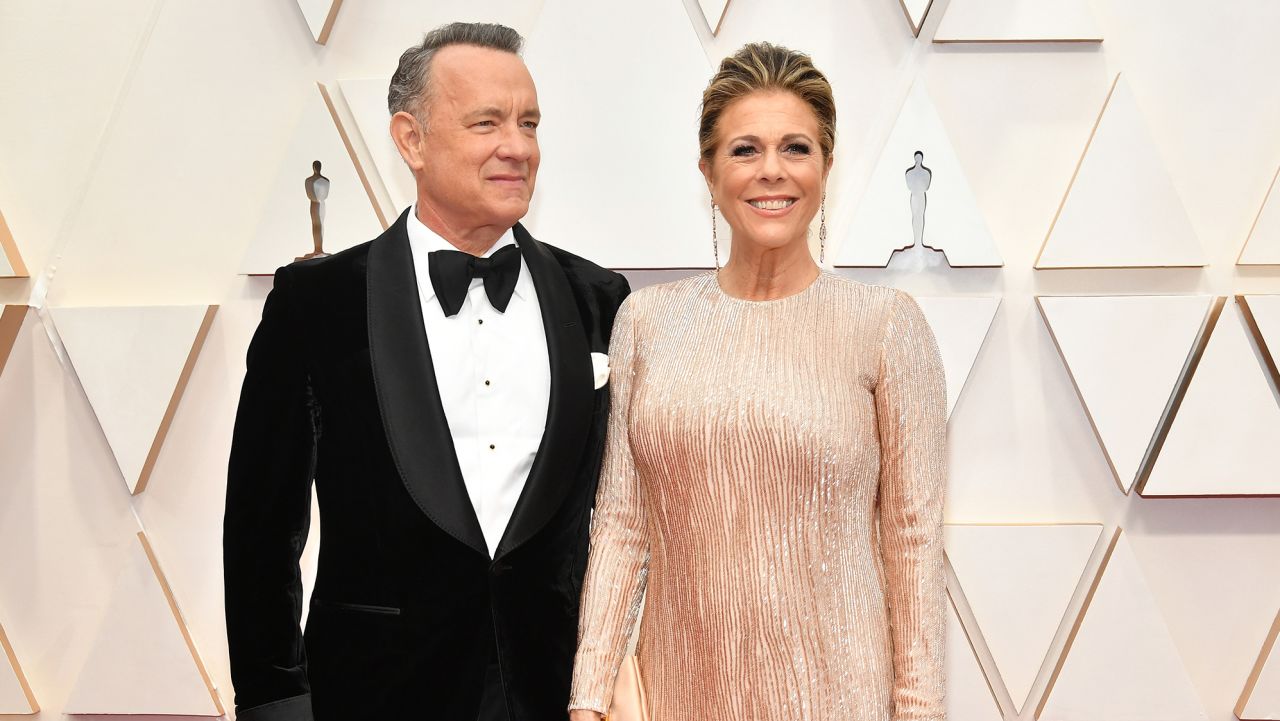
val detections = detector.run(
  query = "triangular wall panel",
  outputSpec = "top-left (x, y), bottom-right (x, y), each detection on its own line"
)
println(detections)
top-left (240, 83), bottom-right (384, 275)
top-left (836, 80), bottom-right (1002, 267)
top-left (338, 77), bottom-right (414, 220)
top-left (1239, 165), bottom-right (1280, 265)
top-left (0, 209), bottom-right (29, 278)
top-left (522, 0), bottom-right (712, 268)
top-left (1238, 609), bottom-right (1280, 721)
top-left (50, 305), bottom-right (217, 494)
top-left (1038, 530), bottom-right (1207, 721)
top-left (696, 0), bottom-right (731, 34)
top-left (0, 621), bottom-right (38, 713)
top-left (1037, 74), bottom-right (1205, 268)
top-left (1141, 297), bottom-right (1280, 496)
top-left (916, 296), bottom-right (1001, 418)
top-left (899, 0), bottom-right (935, 37)
top-left (1037, 295), bottom-right (1212, 494)
top-left (64, 532), bottom-right (223, 715)
top-left (945, 599), bottom-right (1005, 721)
top-left (946, 524), bottom-right (1102, 713)
top-left (934, 0), bottom-right (1103, 43)
top-left (293, 0), bottom-right (344, 45)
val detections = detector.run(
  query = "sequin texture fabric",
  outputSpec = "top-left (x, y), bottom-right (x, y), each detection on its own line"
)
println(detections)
top-left (569, 271), bottom-right (948, 720)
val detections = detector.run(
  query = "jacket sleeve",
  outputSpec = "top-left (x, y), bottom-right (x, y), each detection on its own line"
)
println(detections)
top-left (223, 266), bottom-right (318, 721)
top-left (875, 289), bottom-right (948, 721)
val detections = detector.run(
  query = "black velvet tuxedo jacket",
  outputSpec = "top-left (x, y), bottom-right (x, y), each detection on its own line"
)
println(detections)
top-left (223, 210), bottom-right (630, 721)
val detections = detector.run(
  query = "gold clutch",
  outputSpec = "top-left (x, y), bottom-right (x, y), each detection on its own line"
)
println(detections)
top-left (606, 655), bottom-right (650, 721)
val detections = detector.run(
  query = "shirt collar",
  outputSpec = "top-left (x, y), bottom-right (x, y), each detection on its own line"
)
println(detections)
top-left (406, 205), bottom-right (530, 305)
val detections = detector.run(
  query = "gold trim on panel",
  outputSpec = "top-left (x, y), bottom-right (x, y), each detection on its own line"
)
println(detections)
top-left (934, 38), bottom-right (1101, 44)
top-left (946, 521), bottom-right (1101, 528)
top-left (1031, 263), bottom-right (1206, 270)
top-left (1237, 295), bottom-right (1280, 395)
top-left (133, 305), bottom-right (218, 495)
top-left (0, 621), bottom-right (39, 713)
top-left (897, 0), bottom-right (935, 37)
top-left (944, 552), bottom-right (1016, 718)
top-left (711, 0), bottom-right (733, 34)
top-left (1035, 73), bottom-right (1120, 269)
top-left (1033, 526), bottom-right (1121, 720)
top-left (1133, 296), bottom-right (1226, 496)
top-left (315, 0), bottom-right (344, 45)
top-left (1237, 164), bottom-right (1280, 266)
top-left (318, 81), bottom-right (389, 231)
top-left (0, 306), bottom-right (25, 379)
top-left (0, 210), bottom-right (29, 278)
top-left (136, 531), bottom-right (226, 716)
top-left (698, 0), bottom-right (733, 35)
top-left (1236, 607), bottom-right (1280, 720)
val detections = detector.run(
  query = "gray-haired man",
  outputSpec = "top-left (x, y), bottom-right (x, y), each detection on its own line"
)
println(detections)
top-left (224, 22), bottom-right (629, 721)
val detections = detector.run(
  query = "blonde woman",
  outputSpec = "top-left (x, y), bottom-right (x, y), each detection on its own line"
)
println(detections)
top-left (568, 43), bottom-right (948, 721)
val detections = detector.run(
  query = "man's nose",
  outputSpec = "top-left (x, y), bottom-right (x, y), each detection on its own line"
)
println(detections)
top-left (496, 123), bottom-right (534, 162)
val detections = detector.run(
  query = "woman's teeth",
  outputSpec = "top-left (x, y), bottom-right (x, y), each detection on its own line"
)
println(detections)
top-left (748, 198), bottom-right (796, 210)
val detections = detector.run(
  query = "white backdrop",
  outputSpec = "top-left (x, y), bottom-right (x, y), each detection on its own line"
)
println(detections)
top-left (1, 0), bottom-right (1279, 719)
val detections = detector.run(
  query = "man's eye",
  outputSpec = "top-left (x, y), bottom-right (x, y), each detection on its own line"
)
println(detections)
top-left (522, 121), bottom-right (538, 129)
top-left (475, 120), bottom-right (495, 127)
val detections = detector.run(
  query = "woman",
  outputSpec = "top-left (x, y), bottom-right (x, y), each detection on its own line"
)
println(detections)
top-left (568, 42), bottom-right (947, 720)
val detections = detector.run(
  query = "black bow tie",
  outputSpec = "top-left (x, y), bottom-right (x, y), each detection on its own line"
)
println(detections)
top-left (427, 244), bottom-right (522, 317)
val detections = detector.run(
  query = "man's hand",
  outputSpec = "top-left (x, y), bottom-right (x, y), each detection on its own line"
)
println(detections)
top-left (569, 710), bottom-right (604, 721)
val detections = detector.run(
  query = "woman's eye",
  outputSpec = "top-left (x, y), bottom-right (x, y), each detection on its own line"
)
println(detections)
top-left (730, 145), bottom-right (756, 157)
top-left (785, 143), bottom-right (811, 155)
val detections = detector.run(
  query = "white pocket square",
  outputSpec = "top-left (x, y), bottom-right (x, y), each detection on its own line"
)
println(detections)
top-left (590, 352), bottom-right (610, 390)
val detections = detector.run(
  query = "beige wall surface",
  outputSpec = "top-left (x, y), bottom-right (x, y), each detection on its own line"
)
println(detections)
top-left (1, 0), bottom-right (1279, 719)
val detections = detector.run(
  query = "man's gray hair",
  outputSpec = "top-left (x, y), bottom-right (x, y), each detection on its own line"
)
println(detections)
top-left (387, 22), bottom-right (525, 120)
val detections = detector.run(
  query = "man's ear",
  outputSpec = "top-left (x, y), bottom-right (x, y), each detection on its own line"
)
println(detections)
top-left (390, 111), bottom-right (425, 173)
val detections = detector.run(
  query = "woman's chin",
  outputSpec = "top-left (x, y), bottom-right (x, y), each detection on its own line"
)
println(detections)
top-left (733, 230), bottom-right (809, 255)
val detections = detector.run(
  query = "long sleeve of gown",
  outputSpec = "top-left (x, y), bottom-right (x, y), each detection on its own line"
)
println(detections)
top-left (875, 290), bottom-right (948, 721)
top-left (569, 297), bottom-right (650, 714)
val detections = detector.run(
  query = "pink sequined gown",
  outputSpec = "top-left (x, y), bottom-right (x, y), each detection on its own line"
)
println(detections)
top-left (569, 272), bottom-right (948, 720)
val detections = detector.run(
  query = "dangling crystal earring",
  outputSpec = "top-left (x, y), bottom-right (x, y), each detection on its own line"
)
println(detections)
top-left (711, 198), bottom-right (720, 271)
top-left (818, 193), bottom-right (828, 264)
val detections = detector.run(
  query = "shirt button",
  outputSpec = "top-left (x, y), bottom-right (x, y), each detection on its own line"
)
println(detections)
top-left (484, 380), bottom-right (491, 386)
top-left (489, 444), bottom-right (496, 450)
top-left (477, 318), bottom-right (484, 325)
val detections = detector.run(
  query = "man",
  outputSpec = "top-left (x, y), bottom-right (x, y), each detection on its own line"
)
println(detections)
top-left (224, 22), bottom-right (629, 721)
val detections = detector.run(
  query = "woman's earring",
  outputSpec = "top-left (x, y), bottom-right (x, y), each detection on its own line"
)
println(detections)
top-left (818, 193), bottom-right (828, 264)
top-left (711, 198), bottom-right (720, 271)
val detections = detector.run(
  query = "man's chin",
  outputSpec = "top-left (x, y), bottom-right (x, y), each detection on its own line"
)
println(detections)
top-left (486, 200), bottom-right (532, 229)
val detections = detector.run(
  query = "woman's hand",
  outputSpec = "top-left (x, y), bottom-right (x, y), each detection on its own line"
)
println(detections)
top-left (569, 711), bottom-right (604, 721)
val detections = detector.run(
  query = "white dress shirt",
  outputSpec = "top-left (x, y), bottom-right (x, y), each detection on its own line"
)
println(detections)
top-left (405, 207), bottom-right (551, 557)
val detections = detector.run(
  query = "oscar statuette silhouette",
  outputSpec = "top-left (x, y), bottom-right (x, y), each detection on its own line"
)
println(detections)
top-left (297, 160), bottom-right (332, 261)
top-left (891, 150), bottom-right (948, 270)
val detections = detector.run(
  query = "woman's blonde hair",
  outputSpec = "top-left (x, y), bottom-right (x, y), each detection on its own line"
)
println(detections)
top-left (698, 42), bottom-right (836, 162)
